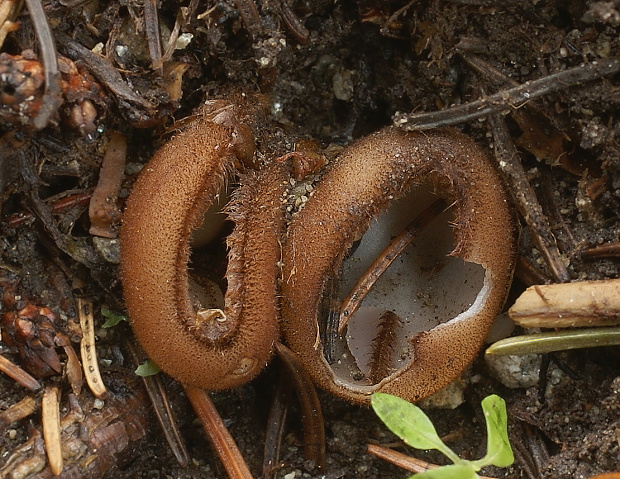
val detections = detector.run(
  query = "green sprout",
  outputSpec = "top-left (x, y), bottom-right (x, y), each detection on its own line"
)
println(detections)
top-left (101, 307), bottom-right (127, 328)
top-left (371, 393), bottom-right (514, 479)
top-left (134, 359), bottom-right (160, 377)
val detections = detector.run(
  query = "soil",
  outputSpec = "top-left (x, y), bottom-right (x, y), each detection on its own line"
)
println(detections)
top-left (1, 1), bottom-right (620, 479)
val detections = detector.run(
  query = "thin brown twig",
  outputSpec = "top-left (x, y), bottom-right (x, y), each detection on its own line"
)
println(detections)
top-left (143, 0), bottom-right (163, 75)
top-left (394, 58), bottom-right (620, 130)
top-left (185, 386), bottom-right (255, 479)
top-left (280, 2), bottom-right (309, 44)
top-left (582, 241), bottom-right (620, 259)
top-left (0, 354), bottom-right (42, 392)
top-left (338, 198), bottom-right (448, 333)
top-left (262, 372), bottom-right (291, 479)
top-left (487, 109), bottom-right (570, 283)
top-left (126, 340), bottom-right (190, 468)
top-left (275, 342), bottom-right (326, 468)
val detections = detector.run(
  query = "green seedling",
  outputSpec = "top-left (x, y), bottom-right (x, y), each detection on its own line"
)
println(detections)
top-left (101, 307), bottom-right (127, 328)
top-left (135, 359), bottom-right (160, 377)
top-left (371, 393), bottom-right (514, 479)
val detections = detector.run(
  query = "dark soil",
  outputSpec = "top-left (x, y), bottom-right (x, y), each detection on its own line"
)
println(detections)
top-left (1, 1), bottom-right (620, 478)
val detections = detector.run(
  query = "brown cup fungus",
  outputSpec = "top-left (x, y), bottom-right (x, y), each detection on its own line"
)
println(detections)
top-left (120, 99), bottom-right (288, 390)
top-left (281, 127), bottom-right (517, 404)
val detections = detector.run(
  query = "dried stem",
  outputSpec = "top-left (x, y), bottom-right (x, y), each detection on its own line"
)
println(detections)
top-left (185, 386), bottom-right (255, 479)
top-left (582, 241), bottom-right (620, 259)
top-left (367, 443), bottom-right (497, 478)
top-left (0, 395), bottom-right (38, 426)
top-left (0, 354), bottom-right (41, 392)
top-left (126, 340), bottom-right (190, 467)
top-left (262, 373), bottom-right (291, 479)
top-left (275, 342), bottom-right (326, 468)
top-left (487, 110), bottom-right (570, 282)
top-left (394, 58), bottom-right (620, 130)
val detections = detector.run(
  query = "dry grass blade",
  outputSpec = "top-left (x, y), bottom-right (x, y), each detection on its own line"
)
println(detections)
top-left (0, 353), bottom-right (42, 392)
top-left (42, 384), bottom-right (62, 475)
top-left (185, 386), bottom-right (255, 479)
top-left (77, 297), bottom-right (109, 399)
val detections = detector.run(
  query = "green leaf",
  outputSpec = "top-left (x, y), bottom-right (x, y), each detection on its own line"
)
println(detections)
top-left (475, 395), bottom-right (514, 468)
top-left (135, 360), bottom-right (160, 377)
top-left (101, 307), bottom-right (127, 328)
top-left (411, 464), bottom-right (478, 479)
top-left (371, 393), bottom-right (461, 464)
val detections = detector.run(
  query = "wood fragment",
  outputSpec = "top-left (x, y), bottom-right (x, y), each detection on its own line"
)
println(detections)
top-left (232, 0), bottom-right (262, 38)
top-left (0, 395), bottom-right (38, 426)
top-left (0, 354), bottom-right (42, 392)
top-left (42, 384), bottom-right (63, 475)
top-left (185, 386), bottom-right (255, 479)
top-left (77, 297), bottom-right (109, 399)
top-left (393, 58), bottom-right (620, 130)
top-left (509, 280), bottom-right (620, 328)
top-left (89, 131), bottom-right (127, 238)
top-left (143, 0), bottom-right (163, 74)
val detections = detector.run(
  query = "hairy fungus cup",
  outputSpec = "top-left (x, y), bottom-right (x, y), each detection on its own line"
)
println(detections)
top-left (120, 99), bottom-right (287, 390)
top-left (281, 127), bottom-right (517, 404)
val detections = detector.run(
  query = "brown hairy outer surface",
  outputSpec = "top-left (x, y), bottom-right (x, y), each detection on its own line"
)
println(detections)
top-left (120, 107), bottom-right (287, 390)
top-left (281, 127), bottom-right (517, 404)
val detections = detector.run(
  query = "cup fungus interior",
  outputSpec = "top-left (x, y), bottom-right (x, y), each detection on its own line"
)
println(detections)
top-left (323, 184), bottom-right (487, 388)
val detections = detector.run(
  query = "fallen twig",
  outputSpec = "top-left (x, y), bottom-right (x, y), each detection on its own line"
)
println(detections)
top-left (394, 58), bottom-right (620, 130)
top-left (487, 109), bottom-right (570, 282)
top-left (185, 386), bottom-right (255, 479)
top-left (509, 280), bottom-right (620, 328)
